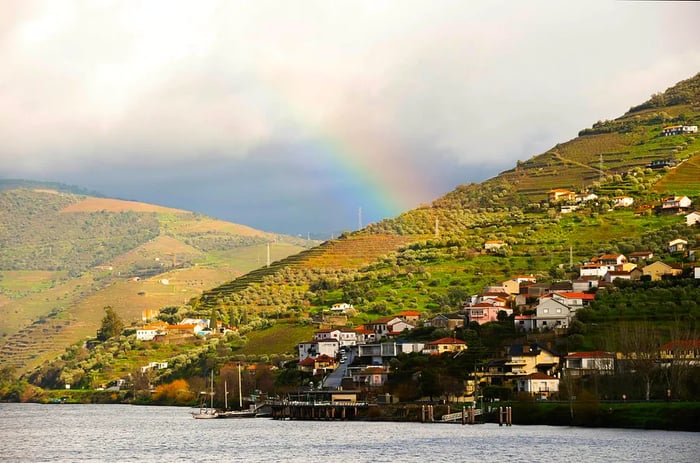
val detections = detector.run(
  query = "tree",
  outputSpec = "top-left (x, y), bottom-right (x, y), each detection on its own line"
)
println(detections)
top-left (210, 307), bottom-right (219, 333)
top-left (96, 306), bottom-right (123, 341)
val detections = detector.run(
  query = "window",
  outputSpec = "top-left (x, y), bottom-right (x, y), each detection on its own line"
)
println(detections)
top-left (556, 308), bottom-right (562, 313)
top-left (543, 308), bottom-right (549, 314)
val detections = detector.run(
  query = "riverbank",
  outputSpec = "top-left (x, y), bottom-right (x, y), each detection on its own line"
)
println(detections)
top-left (27, 390), bottom-right (700, 432)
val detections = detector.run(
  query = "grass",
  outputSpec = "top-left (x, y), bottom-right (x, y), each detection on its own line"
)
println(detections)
top-left (238, 323), bottom-right (315, 356)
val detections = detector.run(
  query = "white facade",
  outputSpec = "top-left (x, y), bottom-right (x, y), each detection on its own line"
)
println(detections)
top-left (687, 212), bottom-right (700, 227)
top-left (136, 328), bottom-right (161, 341)
top-left (297, 339), bottom-right (339, 361)
top-left (516, 373), bottom-right (559, 399)
top-left (535, 298), bottom-right (572, 330)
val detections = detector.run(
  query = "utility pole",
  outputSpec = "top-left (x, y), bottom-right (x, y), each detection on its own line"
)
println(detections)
top-left (435, 218), bottom-right (439, 238)
top-left (266, 243), bottom-right (270, 268)
top-left (358, 207), bottom-right (363, 231)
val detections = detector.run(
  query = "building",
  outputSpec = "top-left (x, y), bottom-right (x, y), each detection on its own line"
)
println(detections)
top-left (516, 373), bottom-right (559, 400)
top-left (423, 337), bottom-right (467, 355)
top-left (297, 338), bottom-right (339, 361)
top-left (564, 351), bottom-right (615, 377)
top-left (430, 313), bottom-right (466, 330)
top-left (686, 211), bottom-right (700, 227)
top-left (628, 250), bottom-right (654, 262)
top-left (548, 189), bottom-right (576, 202)
top-left (642, 261), bottom-right (683, 281)
top-left (463, 302), bottom-right (513, 325)
top-left (614, 196), bottom-right (634, 208)
top-left (661, 125), bottom-right (698, 136)
top-left (661, 196), bottom-right (692, 213)
top-left (330, 302), bottom-right (354, 314)
top-left (668, 238), bottom-right (688, 253)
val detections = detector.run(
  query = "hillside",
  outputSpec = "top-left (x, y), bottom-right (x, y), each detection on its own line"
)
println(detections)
top-left (0, 186), bottom-right (317, 371)
top-left (6, 72), bottom-right (700, 391)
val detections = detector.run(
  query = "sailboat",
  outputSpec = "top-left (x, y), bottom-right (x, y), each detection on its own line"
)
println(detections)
top-left (192, 371), bottom-right (218, 419)
top-left (217, 363), bottom-right (256, 418)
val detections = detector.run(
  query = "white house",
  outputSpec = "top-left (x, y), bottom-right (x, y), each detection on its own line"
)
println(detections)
top-left (662, 196), bottom-right (692, 210)
top-left (695, 266), bottom-right (700, 280)
top-left (364, 316), bottom-right (411, 338)
top-left (668, 238), bottom-right (688, 253)
top-left (686, 211), bottom-right (700, 227)
top-left (564, 351), bottom-right (615, 377)
top-left (136, 327), bottom-right (164, 341)
top-left (298, 338), bottom-right (339, 361)
top-left (516, 372), bottom-right (559, 399)
top-left (576, 193), bottom-right (598, 203)
top-left (614, 196), bottom-right (634, 208)
top-left (330, 302), bottom-right (354, 314)
top-left (662, 125), bottom-right (698, 136)
top-left (534, 292), bottom-right (594, 330)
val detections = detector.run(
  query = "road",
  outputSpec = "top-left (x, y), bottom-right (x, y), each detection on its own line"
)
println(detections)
top-left (322, 348), bottom-right (355, 389)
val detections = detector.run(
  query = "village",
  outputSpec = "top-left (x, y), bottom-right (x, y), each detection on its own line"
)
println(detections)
top-left (126, 198), bottom-right (700, 406)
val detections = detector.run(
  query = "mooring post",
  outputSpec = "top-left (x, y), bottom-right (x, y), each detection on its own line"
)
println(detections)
top-left (499, 406), bottom-right (503, 426)
top-left (421, 405), bottom-right (425, 423)
top-left (461, 407), bottom-right (466, 425)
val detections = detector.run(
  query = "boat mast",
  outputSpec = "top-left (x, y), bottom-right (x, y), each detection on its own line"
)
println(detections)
top-left (238, 363), bottom-right (243, 409)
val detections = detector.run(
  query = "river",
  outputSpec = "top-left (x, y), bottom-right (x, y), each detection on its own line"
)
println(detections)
top-left (0, 403), bottom-right (697, 462)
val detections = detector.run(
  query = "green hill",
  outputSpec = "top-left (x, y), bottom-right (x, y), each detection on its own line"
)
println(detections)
top-left (0, 186), bottom-right (317, 372)
top-left (6, 72), bottom-right (700, 390)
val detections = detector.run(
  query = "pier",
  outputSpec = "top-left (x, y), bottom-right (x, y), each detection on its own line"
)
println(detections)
top-left (270, 401), bottom-right (368, 420)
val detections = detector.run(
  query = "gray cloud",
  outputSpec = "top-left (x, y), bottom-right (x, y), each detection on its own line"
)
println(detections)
top-left (1, 0), bottom-right (698, 234)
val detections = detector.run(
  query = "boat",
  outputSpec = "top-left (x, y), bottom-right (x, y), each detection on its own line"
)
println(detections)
top-left (217, 363), bottom-right (256, 419)
top-left (192, 371), bottom-right (218, 419)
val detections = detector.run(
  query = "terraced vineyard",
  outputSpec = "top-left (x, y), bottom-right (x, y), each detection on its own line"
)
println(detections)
top-left (653, 152), bottom-right (700, 196)
top-left (197, 234), bottom-right (419, 309)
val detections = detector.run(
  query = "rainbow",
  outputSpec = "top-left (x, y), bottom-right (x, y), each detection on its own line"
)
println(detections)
top-left (240, 72), bottom-right (439, 228)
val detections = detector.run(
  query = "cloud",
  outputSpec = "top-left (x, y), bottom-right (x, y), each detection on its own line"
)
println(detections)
top-left (0, 0), bottom-right (699, 233)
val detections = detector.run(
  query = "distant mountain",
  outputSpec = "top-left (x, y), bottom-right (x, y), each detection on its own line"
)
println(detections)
top-left (0, 184), bottom-right (318, 371)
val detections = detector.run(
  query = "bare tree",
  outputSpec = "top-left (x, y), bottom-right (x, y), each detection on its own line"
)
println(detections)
top-left (613, 322), bottom-right (660, 401)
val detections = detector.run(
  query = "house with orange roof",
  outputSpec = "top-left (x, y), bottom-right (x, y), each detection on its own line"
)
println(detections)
top-left (548, 189), bottom-right (576, 203)
top-left (564, 351), bottom-right (616, 376)
top-left (354, 326), bottom-right (378, 344)
top-left (423, 337), bottom-right (467, 355)
top-left (516, 372), bottom-right (559, 400)
top-left (396, 310), bottom-right (422, 324)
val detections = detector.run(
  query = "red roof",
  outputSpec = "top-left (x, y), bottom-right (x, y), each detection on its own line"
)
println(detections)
top-left (426, 337), bottom-right (466, 345)
top-left (555, 292), bottom-right (595, 300)
top-left (299, 357), bottom-right (315, 366)
top-left (397, 310), bottom-right (421, 317)
top-left (661, 340), bottom-right (700, 350)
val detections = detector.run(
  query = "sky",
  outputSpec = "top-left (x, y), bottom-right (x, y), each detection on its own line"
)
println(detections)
top-left (0, 1), bottom-right (699, 236)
